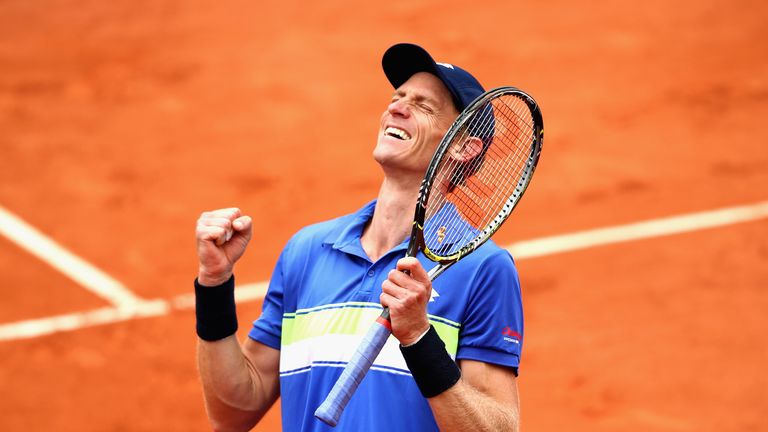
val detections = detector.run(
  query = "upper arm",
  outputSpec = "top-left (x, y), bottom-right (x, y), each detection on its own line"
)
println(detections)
top-left (457, 250), bottom-right (523, 370)
top-left (242, 337), bottom-right (281, 405)
top-left (458, 359), bottom-right (519, 409)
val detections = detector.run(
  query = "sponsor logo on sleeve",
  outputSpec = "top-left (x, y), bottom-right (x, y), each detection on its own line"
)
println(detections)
top-left (502, 326), bottom-right (521, 344)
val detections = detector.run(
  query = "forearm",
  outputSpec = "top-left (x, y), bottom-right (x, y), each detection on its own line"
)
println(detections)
top-left (197, 336), bottom-right (276, 431)
top-left (398, 326), bottom-right (519, 431)
top-left (428, 379), bottom-right (519, 432)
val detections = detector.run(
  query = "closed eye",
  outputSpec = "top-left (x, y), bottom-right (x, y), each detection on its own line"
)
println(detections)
top-left (419, 103), bottom-right (435, 113)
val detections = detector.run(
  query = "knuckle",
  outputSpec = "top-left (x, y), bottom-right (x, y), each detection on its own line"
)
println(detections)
top-left (222, 207), bottom-right (240, 219)
top-left (203, 226), bottom-right (224, 240)
top-left (204, 218), bottom-right (231, 228)
top-left (210, 208), bottom-right (230, 218)
top-left (195, 226), bottom-right (206, 239)
top-left (199, 223), bottom-right (215, 234)
top-left (380, 294), bottom-right (391, 307)
top-left (407, 292), bottom-right (420, 304)
top-left (381, 280), bottom-right (393, 293)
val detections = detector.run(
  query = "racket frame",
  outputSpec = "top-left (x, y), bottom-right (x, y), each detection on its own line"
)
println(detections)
top-left (414, 86), bottom-right (544, 265)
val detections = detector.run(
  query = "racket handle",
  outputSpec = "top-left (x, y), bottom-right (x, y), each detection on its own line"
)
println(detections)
top-left (314, 311), bottom-right (392, 427)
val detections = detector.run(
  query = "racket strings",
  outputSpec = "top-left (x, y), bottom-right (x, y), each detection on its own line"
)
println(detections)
top-left (423, 94), bottom-right (536, 256)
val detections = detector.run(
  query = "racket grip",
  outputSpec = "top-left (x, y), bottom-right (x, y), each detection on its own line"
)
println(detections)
top-left (314, 314), bottom-right (392, 427)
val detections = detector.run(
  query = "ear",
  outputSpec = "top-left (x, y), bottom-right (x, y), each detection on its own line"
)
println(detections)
top-left (450, 136), bottom-right (484, 162)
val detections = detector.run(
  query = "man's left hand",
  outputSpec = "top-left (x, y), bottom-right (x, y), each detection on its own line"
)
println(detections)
top-left (380, 257), bottom-right (432, 346)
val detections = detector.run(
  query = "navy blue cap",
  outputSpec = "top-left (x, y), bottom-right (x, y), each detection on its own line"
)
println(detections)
top-left (382, 43), bottom-right (485, 112)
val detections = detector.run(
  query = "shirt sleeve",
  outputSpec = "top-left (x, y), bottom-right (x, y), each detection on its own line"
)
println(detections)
top-left (248, 248), bottom-right (288, 350)
top-left (456, 250), bottom-right (524, 371)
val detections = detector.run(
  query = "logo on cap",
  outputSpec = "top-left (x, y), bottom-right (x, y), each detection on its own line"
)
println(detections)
top-left (436, 62), bottom-right (455, 69)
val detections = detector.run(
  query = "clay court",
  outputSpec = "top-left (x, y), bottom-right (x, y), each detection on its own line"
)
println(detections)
top-left (1, 1), bottom-right (767, 430)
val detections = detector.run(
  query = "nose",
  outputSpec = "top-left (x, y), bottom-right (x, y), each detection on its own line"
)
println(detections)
top-left (387, 98), bottom-right (411, 118)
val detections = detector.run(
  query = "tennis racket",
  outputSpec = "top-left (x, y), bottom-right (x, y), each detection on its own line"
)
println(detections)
top-left (314, 86), bottom-right (544, 426)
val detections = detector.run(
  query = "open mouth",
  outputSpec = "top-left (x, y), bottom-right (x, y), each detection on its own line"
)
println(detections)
top-left (384, 126), bottom-right (412, 141)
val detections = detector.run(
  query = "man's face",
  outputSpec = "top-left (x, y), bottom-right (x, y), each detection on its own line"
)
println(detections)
top-left (373, 72), bottom-right (459, 176)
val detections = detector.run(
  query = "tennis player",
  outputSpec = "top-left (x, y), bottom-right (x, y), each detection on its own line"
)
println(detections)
top-left (195, 43), bottom-right (524, 431)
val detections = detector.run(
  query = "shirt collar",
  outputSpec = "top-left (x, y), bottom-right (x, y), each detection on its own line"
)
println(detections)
top-left (323, 199), bottom-right (410, 260)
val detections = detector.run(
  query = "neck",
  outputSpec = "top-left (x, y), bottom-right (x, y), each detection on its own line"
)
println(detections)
top-left (362, 173), bottom-right (422, 262)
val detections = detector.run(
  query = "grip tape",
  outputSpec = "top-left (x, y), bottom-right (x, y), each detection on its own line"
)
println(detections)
top-left (314, 317), bottom-right (392, 426)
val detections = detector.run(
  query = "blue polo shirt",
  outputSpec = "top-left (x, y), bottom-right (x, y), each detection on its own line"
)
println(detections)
top-left (249, 200), bottom-right (523, 432)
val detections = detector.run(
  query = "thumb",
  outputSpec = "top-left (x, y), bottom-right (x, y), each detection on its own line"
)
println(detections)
top-left (232, 215), bottom-right (253, 242)
top-left (223, 215), bottom-right (253, 261)
top-left (397, 257), bottom-right (429, 283)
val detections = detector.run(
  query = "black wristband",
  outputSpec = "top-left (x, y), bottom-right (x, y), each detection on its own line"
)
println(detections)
top-left (400, 325), bottom-right (461, 398)
top-left (195, 275), bottom-right (238, 341)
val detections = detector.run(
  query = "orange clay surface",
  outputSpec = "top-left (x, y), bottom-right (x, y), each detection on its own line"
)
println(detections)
top-left (1, 1), bottom-right (767, 431)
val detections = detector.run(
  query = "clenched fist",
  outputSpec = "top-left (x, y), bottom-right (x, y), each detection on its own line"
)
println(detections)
top-left (196, 208), bottom-right (252, 286)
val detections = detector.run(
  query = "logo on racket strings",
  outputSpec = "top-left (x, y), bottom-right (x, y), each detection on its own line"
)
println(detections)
top-left (437, 226), bottom-right (447, 243)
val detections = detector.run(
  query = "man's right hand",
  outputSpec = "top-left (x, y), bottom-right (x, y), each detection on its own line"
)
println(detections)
top-left (196, 208), bottom-right (253, 286)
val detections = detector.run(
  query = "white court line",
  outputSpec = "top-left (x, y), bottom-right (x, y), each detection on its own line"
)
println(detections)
top-left (0, 300), bottom-right (170, 341)
top-left (0, 205), bottom-right (147, 308)
top-left (1, 199), bottom-right (767, 342)
top-left (508, 200), bottom-right (768, 259)
top-left (0, 284), bottom-right (266, 341)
